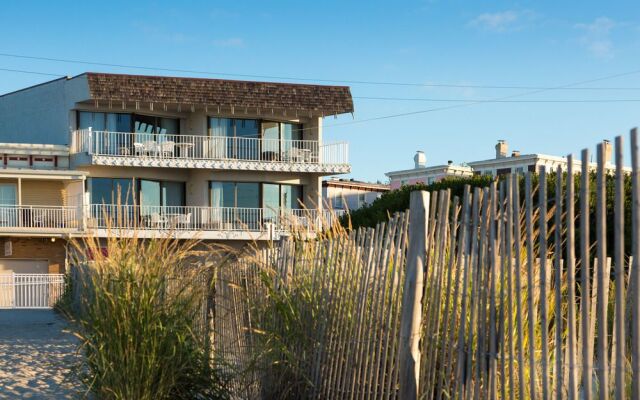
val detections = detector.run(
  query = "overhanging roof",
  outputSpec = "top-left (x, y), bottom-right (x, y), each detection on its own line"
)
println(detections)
top-left (83, 72), bottom-right (354, 116)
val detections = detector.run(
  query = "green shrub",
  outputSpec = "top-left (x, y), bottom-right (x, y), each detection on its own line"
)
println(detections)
top-left (344, 175), bottom-right (494, 229)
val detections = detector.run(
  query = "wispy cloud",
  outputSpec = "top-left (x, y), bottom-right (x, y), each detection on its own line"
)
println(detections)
top-left (575, 17), bottom-right (617, 59)
top-left (212, 37), bottom-right (245, 48)
top-left (469, 10), bottom-right (534, 32)
top-left (132, 22), bottom-right (192, 44)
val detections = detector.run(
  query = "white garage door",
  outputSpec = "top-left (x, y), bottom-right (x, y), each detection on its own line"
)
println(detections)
top-left (0, 259), bottom-right (49, 274)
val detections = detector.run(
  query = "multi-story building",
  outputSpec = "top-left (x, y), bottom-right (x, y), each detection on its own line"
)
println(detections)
top-left (0, 72), bottom-right (353, 273)
top-left (322, 178), bottom-right (389, 213)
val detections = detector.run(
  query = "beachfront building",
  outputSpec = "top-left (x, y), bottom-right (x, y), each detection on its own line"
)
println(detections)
top-left (0, 73), bottom-right (353, 273)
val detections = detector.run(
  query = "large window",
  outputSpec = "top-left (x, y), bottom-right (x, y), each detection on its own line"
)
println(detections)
top-left (78, 112), bottom-right (132, 132)
top-left (209, 181), bottom-right (260, 208)
top-left (208, 118), bottom-right (303, 160)
top-left (138, 179), bottom-right (185, 211)
top-left (209, 118), bottom-right (259, 159)
top-left (89, 178), bottom-right (135, 205)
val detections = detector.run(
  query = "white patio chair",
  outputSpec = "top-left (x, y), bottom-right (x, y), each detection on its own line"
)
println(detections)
top-left (149, 213), bottom-right (167, 228)
top-left (133, 142), bottom-right (144, 155)
top-left (175, 212), bottom-right (191, 229)
top-left (143, 141), bottom-right (158, 156)
top-left (160, 141), bottom-right (175, 157)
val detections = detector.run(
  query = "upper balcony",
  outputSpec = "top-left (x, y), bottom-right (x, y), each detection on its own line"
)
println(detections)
top-left (71, 129), bottom-right (350, 174)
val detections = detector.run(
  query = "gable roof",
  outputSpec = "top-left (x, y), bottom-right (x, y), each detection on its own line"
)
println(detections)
top-left (83, 73), bottom-right (354, 115)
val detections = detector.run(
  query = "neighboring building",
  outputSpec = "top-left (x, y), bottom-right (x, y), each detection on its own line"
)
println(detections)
top-left (0, 72), bottom-right (353, 273)
top-left (468, 140), bottom-right (623, 176)
top-left (387, 140), bottom-right (625, 192)
top-left (322, 178), bottom-right (390, 213)
top-left (386, 151), bottom-right (473, 190)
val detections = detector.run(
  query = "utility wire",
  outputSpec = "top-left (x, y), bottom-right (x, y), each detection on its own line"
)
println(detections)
top-left (1, 51), bottom-right (640, 90)
top-left (0, 67), bottom-right (64, 77)
top-left (1, 57), bottom-right (640, 131)
top-left (323, 67), bottom-right (640, 129)
top-left (354, 96), bottom-right (640, 103)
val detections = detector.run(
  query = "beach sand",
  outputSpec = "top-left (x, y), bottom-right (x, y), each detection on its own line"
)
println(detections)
top-left (0, 310), bottom-right (82, 399)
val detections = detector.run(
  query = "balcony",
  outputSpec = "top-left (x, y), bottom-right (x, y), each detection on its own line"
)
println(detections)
top-left (87, 205), bottom-right (336, 240)
top-left (71, 129), bottom-right (350, 174)
top-left (0, 203), bottom-right (339, 240)
top-left (0, 205), bottom-right (82, 235)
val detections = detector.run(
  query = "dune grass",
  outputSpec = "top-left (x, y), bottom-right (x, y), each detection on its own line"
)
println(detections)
top-left (65, 229), bottom-right (229, 400)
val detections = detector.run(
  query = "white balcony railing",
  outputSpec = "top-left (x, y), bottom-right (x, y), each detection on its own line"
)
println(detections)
top-left (0, 205), bottom-right (81, 230)
top-left (72, 129), bottom-right (349, 166)
top-left (88, 204), bottom-right (324, 232)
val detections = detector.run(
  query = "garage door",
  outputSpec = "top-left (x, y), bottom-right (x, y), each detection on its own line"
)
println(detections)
top-left (0, 259), bottom-right (49, 274)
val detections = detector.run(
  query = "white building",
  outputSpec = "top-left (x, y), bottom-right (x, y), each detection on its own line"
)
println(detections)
top-left (322, 178), bottom-right (389, 212)
top-left (468, 140), bottom-right (622, 176)
top-left (387, 140), bottom-right (624, 190)
top-left (386, 151), bottom-right (473, 190)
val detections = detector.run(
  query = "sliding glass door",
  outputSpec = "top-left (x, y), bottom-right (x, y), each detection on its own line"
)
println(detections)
top-left (208, 118), bottom-right (259, 160)
top-left (78, 112), bottom-right (132, 154)
top-left (209, 181), bottom-right (260, 229)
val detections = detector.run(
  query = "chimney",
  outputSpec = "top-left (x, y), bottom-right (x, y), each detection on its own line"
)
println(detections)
top-left (447, 160), bottom-right (453, 165)
top-left (603, 140), bottom-right (612, 163)
top-left (511, 150), bottom-right (521, 157)
top-left (495, 140), bottom-right (508, 159)
top-left (414, 151), bottom-right (426, 169)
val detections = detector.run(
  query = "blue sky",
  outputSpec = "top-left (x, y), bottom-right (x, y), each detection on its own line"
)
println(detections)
top-left (1, 1), bottom-right (639, 181)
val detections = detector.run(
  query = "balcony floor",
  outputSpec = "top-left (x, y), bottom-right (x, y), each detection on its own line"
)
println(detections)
top-left (77, 154), bottom-right (350, 174)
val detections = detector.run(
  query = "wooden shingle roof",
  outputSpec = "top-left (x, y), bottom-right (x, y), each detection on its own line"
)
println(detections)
top-left (84, 73), bottom-right (354, 115)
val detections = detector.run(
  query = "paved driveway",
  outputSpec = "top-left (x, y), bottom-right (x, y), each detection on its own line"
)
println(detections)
top-left (0, 310), bottom-right (82, 399)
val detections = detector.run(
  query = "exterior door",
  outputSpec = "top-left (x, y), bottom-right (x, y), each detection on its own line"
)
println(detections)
top-left (0, 184), bottom-right (17, 227)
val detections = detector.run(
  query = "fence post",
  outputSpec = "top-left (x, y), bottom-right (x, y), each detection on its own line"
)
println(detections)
top-left (399, 190), bottom-right (429, 400)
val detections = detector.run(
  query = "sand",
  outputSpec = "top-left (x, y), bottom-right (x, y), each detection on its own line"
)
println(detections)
top-left (0, 310), bottom-right (82, 399)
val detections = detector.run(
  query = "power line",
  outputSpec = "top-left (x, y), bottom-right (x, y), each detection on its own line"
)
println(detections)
top-left (1, 57), bottom-right (639, 131)
top-left (323, 67), bottom-right (640, 129)
top-left (355, 96), bottom-right (640, 103)
top-left (0, 67), bottom-right (63, 77)
top-left (1, 51), bottom-right (640, 91)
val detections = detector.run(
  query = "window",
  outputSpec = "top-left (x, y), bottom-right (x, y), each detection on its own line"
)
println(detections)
top-left (78, 112), bottom-right (131, 132)
top-left (208, 118), bottom-right (303, 161)
top-left (89, 178), bottom-right (135, 205)
top-left (0, 184), bottom-right (17, 205)
top-left (209, 181), bottom-right (260, 208)
top-left (358, 193), bottom-right (366, 208)
top-left (209, 118), bottom-right (260, 159)
top-left (333, 196), bottom-right (344, 209)
top-left (514, 167), bottom-right (524, 174)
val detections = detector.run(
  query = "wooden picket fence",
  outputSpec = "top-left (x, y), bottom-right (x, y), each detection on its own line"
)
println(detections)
top-left (214, 214), bottom-right (410, 399)
top-left (213, 128), bottom-right (640, 399)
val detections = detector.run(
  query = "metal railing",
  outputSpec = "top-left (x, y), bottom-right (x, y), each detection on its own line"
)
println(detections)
top-left (0, 205), bottom-right (80, 230)
top-left (88, 204), bottom-right (321, 232)
top-left (0, 274), bottom-right (66, 309)
top-left (72, 129), bottom-right (350, 166)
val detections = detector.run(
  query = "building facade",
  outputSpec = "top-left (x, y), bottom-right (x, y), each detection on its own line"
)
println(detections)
top-left (386, 151), bottom-right (473, 190)
top-left (322, 178), bottom-right (389, 213)
top-left (387, 140), bottom-right (623, 191)
top-left (0, 72), bottom-right (353, 273)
